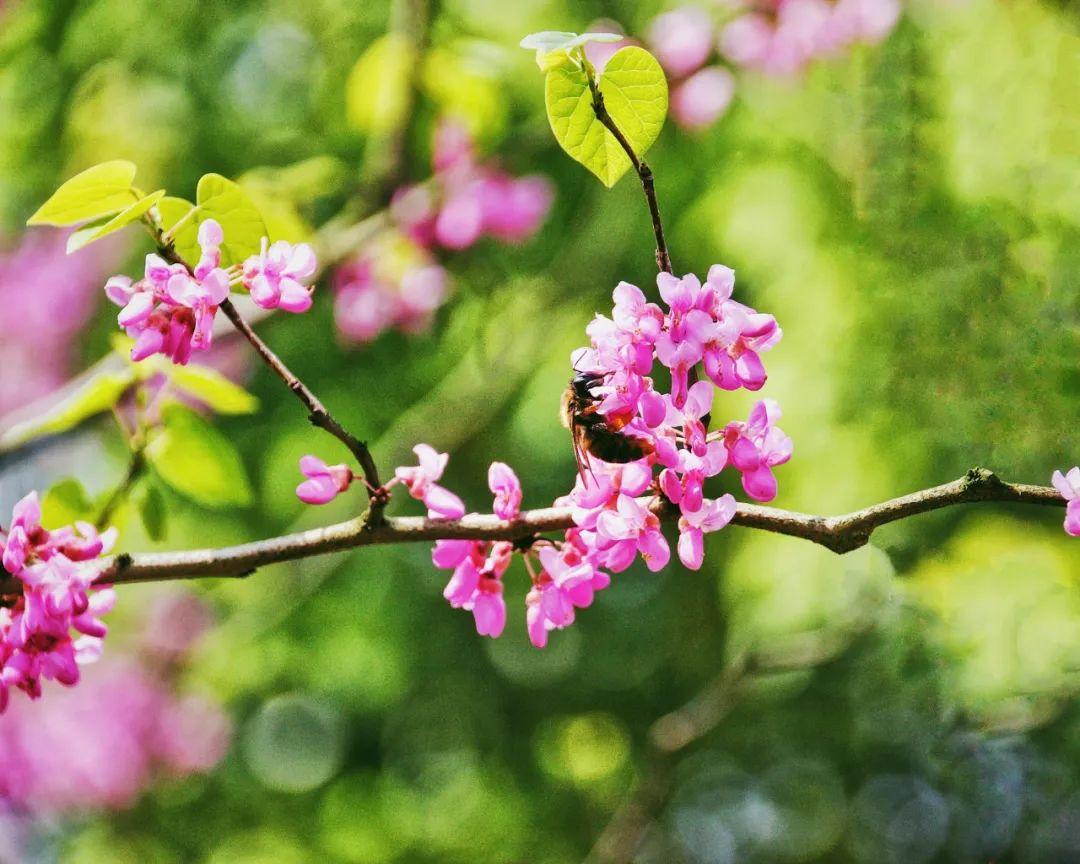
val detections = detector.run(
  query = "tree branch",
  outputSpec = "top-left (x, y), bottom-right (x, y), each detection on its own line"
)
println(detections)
top-left (0, 468), bottom-right (1061, 594)
top-left (586, 73), bottom-right (673, 274)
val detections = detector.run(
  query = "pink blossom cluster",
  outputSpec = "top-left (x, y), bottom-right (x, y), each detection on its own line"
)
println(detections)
top-left (296, 264), bottom-right (790, 649)
top-left (394, 121), bottom-right (554, 252)
top-left (333, 121), bottom-right (553, 345)
top-left (1052, 467), bottom-right (1080, 537)
top-left (105, 220), bottom-right (316, 364)
top-left (720, 0), bottom-right (902, 76)
top-left (0, 229), bottom-right (121, 420)
top-left (0, 590), bottom-right (229, 817)
top-left (333, 245), bottom-right (450, 344)
top-left (0, 493), bottom-right (116, 712)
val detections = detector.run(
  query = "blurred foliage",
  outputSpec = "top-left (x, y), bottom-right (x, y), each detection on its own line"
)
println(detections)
top-left (1, 0), bottom-right (1079, 862)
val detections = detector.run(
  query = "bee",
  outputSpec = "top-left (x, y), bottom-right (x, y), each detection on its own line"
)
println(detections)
top-left (560, 371), bottom-right (655, 479)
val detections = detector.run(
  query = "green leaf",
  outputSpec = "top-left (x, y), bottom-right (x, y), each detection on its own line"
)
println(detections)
top-left (195, 174), bottom-right (268, 267)
top-left (146, 404), bottom-right (253, 508)
top-left (0, 368), bottom-right (136, 450)
top-left (136, 482), bottom-right (168, 541)
top-left (41, 478), bottom-right (95, 530)
top-left (345, 33), bottom-right (417, 134)
top-left (66, 189), bottom-right (165, 253)
top-left (166, 364), bottom-right (259, 415)
top-left (157, 195), bottom-right (201, 264)
top-left (27, 160), bottom-right (138, 226)
top-left (544, 46), bottom-right (668, 188)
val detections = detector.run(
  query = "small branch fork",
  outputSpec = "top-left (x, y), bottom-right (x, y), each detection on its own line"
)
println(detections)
top-left (586, 72), bottom-right (673, 274)
top-left (0, 469), bottom-right (1061, 593)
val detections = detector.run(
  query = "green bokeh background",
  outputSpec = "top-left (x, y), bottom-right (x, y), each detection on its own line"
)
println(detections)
top-left (1, 0), bottom-right (1079, 861)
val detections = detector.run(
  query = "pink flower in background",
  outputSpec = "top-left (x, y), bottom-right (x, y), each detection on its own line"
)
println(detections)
top-left (242, 237), bottom-right (317, 313)
top-left (394, 444), bottom-right (466, 518)
top-left (1052, 468), bottom-right (1080, 537)
top-left (295, 455), bottom-right (353, 505)
top-left (0, 229), bottom-right (121, 420)
top-left (333, 242), bottom-right (450, 345)
top-left (719, 0), bottom-right (902, 75)
top-left (671, 66), bottom-right (736, 130)
top-left (334, 120), bottom-right (553, 344)
top-left (0, 652), bottom-right (229, 815)
top-left (648, 6), bottom-right (715, 78)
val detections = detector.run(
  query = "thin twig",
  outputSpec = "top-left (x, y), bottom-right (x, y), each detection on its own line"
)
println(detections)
top-left (94, 449), bottom-right (145, 530)
top-left (0, 468), bottom-right (1061, 593)
top-left (586, 73), bottom-right (673, 274)
top-left (216, 298), bottom-right (383, 504)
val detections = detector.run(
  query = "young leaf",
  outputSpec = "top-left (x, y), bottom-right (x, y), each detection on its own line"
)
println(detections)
top-left (544, 46), bottom-right (668, 188)
top-left (195, 174), bottom-right (268, 267)
top-left (41, 478), bottom-right (96, 529)
top-left (146, 404), bottom-right (253, 508)
top-left (66, 189), bottom-right (166, 253)
top-left (166, 364), bottom-right (259, 415)
top-left (520, 31), bottom-right (622, 71)
top-left (345, 33), bottom-right (417, 134)
top-left (27, 160), bottom-right (138, 226)
top-left (0, 368), bottom-right (137, 450)
top-left (136, 482), bottom-right (168, 541)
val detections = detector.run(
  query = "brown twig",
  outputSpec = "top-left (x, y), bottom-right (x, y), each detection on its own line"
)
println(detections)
top-left (216, 298), bottom-right (383, 505)
top-left (586, 74), bottom-right (673, 274)
top-left (0, 468), bottom-right (1062, 593)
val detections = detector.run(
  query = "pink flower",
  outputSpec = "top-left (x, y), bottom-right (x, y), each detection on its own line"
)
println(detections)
top-left (1052, 468), bottom-right (1080, 537)
top-left (295, 455), bottom-right (353, 505)
top-left (671, 66), bottom-right (736, 130)
top-left (242, 237), bottom-right (317, 313)
top-left (332, 243), bottom-right (451, 345)
top-left (0, 493), bottom-right (115, 711)
top-left (595, 494), bottom-right (671, 573)
top-left (104, 220), bottom-right (232, 365)
top-left (677, 494), bottom-right (737, 570)
top-left (394, 444), bottom-right (466, 518)
top-left (723, 399), bottom-right (793, 502)
top-left (648, 6), bottom-right (715, 78)
top-left (489, 462), bottom-right (523, 520)
top-left (432, 539), bottom-right (509, 638)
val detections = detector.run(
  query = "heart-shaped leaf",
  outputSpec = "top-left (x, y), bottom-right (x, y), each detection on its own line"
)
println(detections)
top-left (27, 160), bottom-right (137, 227)
top-left (544, 46), bottom-right (668, 188)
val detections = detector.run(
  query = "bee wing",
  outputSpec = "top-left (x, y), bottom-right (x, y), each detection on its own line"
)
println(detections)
top-left (571, 424), bottom-right (589, 484)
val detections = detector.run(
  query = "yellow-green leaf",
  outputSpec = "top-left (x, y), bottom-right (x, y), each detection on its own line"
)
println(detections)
top-left (66, 189), bottom-right (165, 253)
top-left (146, 405), bottom-right (253, 508)
top-left (345, 34), bottom-right (417, 135)
top-left (0, 369), bottom-right (136, 450)
top-left (41, 478), bottom-right (95, 530)
top-left (195, 174), bottom-right (267, 267)
top-left (27, 160), bottom-right (138, 226)
top-left (544, 46), bottom-right (667, 188)
top-left (166, 365), bottom-right (259, 415)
